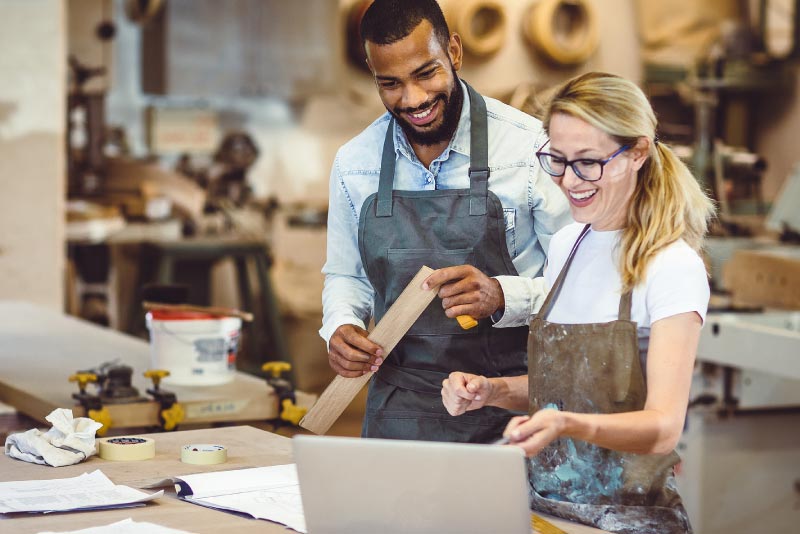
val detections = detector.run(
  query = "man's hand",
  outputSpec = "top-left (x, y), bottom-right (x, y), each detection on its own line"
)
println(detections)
top-left (422, 265), bottom-right (504, 320)
top-left (328, 324), bottom-right (384, 378)
top-left (441, 372), bottom-right (492, 416)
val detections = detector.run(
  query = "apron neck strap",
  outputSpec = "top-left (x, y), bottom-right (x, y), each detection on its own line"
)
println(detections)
top-left (375, 81), bottom-right (490, 218)
top-left (538, 224), bottom-right (591, 320)
top-left (376, 119), bottom-right (396, 217)
top-left (618, 289), bottom-right (632, 321)
top-left (538, 224), bottom-right (634, 321)
top-left (465, 82), bottom-right (490, 216)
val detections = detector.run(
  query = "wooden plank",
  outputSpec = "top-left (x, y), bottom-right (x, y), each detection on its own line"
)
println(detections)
top-left (300, 266), bottom-right (436, 434)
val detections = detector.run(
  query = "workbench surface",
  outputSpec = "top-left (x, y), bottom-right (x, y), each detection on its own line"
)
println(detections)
top-left (0, 301), bottom-right (313, 429)
top-left (0, 426), bottom-right (294, 533)
top-left (0, 425), bottom-right (609, 534)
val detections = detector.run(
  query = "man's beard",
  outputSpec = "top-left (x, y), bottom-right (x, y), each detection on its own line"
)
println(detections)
top-left (390, 74), bottom-right (464, 147)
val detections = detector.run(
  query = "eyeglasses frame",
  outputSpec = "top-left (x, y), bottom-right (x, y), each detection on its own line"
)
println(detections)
top-left (535, 141), bottom-right (631, 182)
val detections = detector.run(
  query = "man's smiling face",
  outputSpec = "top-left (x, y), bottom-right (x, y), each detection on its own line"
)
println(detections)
top-left (366, 19), bottom-right (464, 147)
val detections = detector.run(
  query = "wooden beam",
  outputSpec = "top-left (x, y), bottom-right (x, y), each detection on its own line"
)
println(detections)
top-left (300, 266), bottom-right (436, 434)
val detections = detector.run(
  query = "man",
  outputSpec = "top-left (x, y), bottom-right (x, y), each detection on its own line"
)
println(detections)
top-left (320, 0), bottom-right (571, 442)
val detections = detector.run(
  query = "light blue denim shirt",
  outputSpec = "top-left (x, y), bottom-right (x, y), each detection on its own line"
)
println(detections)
top-left (320, 81), bottom-right (573, 343)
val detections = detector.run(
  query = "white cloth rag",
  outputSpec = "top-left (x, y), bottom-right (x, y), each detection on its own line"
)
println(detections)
top-left (4, 408), bottom-right (103, 467)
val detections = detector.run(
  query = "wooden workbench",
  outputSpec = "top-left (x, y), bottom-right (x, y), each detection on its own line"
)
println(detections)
top-left (0, 426), bottom-right (294, 533)
top-left (0, 301), bottom-right (312, 430)
top-left (0, 426), bottom-right (609, 534)
top-left (0, 302), bottom-right (609, 533)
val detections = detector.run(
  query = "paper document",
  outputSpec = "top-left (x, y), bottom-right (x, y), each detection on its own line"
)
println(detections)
top-left (0, 470), bottom-right (162, 514)
top-left (175, 464), bottom-right (306, 533)
top-left (38, 518), bottom-right (195, 534)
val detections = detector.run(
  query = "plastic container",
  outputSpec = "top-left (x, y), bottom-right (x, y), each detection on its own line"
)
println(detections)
top-left (146, 310), bottom-right (241, 386)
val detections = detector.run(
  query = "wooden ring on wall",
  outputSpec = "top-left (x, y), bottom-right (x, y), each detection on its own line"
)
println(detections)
top-left (346, 0), bottom-right (375, 72)
top-left (523, 0), bottom-right (600, 66)
top-left (124, 0), bottom-right (164, 24)
top-left (447, 0), bottom-right (508, 58)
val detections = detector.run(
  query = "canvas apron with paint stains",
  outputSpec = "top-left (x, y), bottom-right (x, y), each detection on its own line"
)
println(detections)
top-left (357, 83), bottom-right (528, 442)
top-left (527, 224), bottom-right (692, 534)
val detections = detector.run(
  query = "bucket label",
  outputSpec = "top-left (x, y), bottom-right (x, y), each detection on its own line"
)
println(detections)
top-left (227, 331), bottom-right (240, 370)
top-left (193, 338), bottom-right (227, 362)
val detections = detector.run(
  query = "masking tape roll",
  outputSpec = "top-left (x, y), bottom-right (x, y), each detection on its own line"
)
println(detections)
top-left (181, 444), bottom-right (228, 465)
top-left (98, 436), bottom-right (156, 461)
top-left (523, 0), bottom-right (599, 66)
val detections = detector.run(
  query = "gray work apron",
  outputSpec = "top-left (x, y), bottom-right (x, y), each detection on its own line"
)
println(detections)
top-left (527, 224), bottom-right (692, 534)
top-left (357, 83), bottom-right (528, 442)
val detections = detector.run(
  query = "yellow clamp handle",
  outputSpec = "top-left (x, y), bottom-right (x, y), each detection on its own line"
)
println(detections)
top-left (262, 361), bottom-right (292, 378)
top-left (144, 369), bottom-right (170, 388)
top-left (69, 372), bottom-right (98, 391)
top-left (87, 407), bottom-right (112, 437)
top-left (280, 398), bottom-right (307, 426)
top-left (160, 402), bottom-right (185, 431)
top-left (456, 315), bottom-right (478, 329)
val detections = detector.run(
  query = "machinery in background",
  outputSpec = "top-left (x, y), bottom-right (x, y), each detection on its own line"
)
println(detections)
top-left (677, 161), bottom-right (800, 534)
top-left (679, 309), bottom-right (800, 534)
top-left (642, 0), bottom-right (799, 221)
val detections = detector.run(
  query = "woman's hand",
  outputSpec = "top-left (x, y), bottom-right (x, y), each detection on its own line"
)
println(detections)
top-left (441, 372), bottom-right (493, 416)
top-left (504, 408), bottom-right (566, 457)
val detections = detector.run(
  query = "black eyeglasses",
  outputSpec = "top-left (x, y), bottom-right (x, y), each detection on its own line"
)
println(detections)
top-left (535, 141), bottom-right (631, 182)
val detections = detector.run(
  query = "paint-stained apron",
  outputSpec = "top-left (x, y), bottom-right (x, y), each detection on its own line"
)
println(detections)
top-left (357, 83), bottom-right (528, 442)
top-left (527, 224), bottom-right (693, 534)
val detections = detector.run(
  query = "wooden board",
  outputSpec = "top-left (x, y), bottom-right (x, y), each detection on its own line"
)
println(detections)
top-left (300, 266), bottom-right (436, 434)
top-left (0, 301), bottom-right (313, 430)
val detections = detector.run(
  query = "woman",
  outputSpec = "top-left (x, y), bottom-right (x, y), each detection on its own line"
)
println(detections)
top-left (440, 72), bottom-right (714, 534)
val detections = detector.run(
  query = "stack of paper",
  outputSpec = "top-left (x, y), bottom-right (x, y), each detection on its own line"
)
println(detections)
top-left (0, 470), bottom-right (162, 514)
top-left (174, 464), bottom-right (306, 533)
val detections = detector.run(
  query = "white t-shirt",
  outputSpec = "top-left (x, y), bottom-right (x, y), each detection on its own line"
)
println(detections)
top-left (542, 223), bottom-right (710, 330)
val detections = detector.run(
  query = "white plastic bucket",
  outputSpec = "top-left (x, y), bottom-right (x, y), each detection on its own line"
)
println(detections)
top-left (146, 310), bottom-right (241, 386)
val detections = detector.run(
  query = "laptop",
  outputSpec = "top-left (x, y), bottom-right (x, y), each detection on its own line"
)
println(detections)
top-left (293, 435), bottom-right (531, 534)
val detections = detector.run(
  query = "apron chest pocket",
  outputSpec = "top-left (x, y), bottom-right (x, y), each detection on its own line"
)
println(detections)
top-left (386, 247), bottom-right (477, 336)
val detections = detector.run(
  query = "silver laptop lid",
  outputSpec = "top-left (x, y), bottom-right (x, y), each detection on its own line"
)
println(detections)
top-left (293, 435), bottom-right (531, 534)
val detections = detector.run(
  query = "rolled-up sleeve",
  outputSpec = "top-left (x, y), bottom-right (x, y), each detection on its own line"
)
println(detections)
top-left (319, 155), bottom-right (375, 345)
top-left (492, 275), bottom-right (548, 327)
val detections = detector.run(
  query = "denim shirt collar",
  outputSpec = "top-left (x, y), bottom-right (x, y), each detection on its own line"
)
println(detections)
top-left (393, 80), bottom-right (472, 165)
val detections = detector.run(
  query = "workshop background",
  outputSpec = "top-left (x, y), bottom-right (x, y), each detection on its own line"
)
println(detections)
top-left (0, 1), bottom-right (798, 533)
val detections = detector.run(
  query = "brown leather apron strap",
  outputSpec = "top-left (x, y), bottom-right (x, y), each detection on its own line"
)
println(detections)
top-left (618, 289), bottom-right (632, 321)
top-left (537, 224), bottom-right (591, 320)
top-left (538, 224), bottom-right (633, 322)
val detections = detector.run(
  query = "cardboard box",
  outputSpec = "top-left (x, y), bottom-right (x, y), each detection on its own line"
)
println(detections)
top-left (724, 247), bottom-right (800, 309)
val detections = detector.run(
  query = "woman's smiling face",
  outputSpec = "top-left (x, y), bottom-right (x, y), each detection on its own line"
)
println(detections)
top-left (546, 113), bottom-right (645, 231)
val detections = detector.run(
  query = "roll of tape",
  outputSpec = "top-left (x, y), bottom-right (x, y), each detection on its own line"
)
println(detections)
top-left (98, 436), bottom-right (156, 461)
top-left (447, 0), bottom-right (508, 58)
top-left (523, 0), bottom-right (599, 66)
top-left (181, 444), bottom-right (228, 465)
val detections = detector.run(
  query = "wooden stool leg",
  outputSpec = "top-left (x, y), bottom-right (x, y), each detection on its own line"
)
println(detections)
top-left (127, 244), bottom-right (161, 336)
top-left (234, 255), bottom-right (259, 374)
top-left (254, 249), bottom-right (293, 383)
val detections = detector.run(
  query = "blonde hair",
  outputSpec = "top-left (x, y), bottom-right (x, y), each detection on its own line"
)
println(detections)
top-left (542, 72), bottom-right (715, 291)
